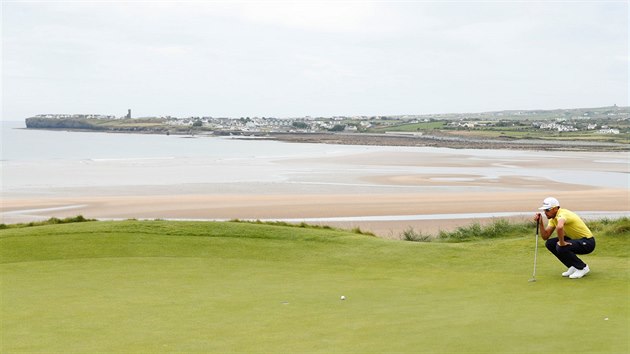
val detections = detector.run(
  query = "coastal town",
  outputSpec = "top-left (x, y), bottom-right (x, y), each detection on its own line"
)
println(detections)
top-left (27, 105), bottom-right (629, 137)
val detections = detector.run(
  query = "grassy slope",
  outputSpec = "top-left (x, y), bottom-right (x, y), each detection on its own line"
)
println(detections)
top-left (1, 220), bottom-right (628, 353)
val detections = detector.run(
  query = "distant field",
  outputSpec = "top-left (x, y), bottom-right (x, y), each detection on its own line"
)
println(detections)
top-left (371, 121), bottom-right (446, 132)
top-left (376, 123), bottom-right (630, 144)
top-left (1, 220), bottom-right (628, 353)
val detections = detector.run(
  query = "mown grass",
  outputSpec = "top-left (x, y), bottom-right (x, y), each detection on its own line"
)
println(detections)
top-left (1, 219), bottom-right (628, 353)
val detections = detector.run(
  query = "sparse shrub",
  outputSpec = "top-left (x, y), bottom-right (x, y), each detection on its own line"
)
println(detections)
top-left (228, 219), bottom-right (365, 235)
top-left (612, 219), bottom-right (630, 234)
top-left (351, 227), bottom-right (376, 237)
top-left (437, 219), bottom-right (532, 242)
top-left (0, 215), bottom-right (95, 229)
top-left (400, 227), bottom-right (432, 242)
top-left (592, 217), bottom-right (630, 235)
top-left (587, 219), bottom-right (607, 233)
top-left (584, 217), bottom-right (630, 236)
top-left (72, 215), bottom-right (87, 222)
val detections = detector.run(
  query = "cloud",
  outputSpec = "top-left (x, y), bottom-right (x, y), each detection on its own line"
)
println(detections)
top-left (2, 1), bottom-right (627, 120)
top-left (221, 2), bottom-right (388, 34)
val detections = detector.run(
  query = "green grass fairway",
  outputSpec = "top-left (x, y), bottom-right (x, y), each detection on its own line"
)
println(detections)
top-left (1, 220), bottom-right (628, 353)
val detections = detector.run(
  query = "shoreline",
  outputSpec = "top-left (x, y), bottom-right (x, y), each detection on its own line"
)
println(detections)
top-left (16, 127), bottom-right (630, 152)
top-left (265, 132), bottom-right (630, 152)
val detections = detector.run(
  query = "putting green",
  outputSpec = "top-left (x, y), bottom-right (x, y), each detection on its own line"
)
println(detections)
top-left (1, 220), bottom-right (628, 353)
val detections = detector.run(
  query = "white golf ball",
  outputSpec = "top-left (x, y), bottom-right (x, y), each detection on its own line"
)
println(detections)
top-left (340, 295), bottom-right (346, 300)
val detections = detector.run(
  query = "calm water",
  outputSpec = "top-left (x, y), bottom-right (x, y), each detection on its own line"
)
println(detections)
top-left (1, 121), bottom-right (629, 197)
top-left (1, 121), bottom-right (369, 161)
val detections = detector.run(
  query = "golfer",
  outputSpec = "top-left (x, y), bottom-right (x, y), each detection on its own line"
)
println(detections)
top-left (534, 197), bottom-right (595, 279)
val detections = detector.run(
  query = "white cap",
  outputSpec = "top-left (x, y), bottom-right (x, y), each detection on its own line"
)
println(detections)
top-left (538, 197), bottom-right (560, 210)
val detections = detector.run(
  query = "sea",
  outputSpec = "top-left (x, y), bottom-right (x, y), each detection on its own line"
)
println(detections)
top-left (2, 120), bottom-right (436, 194)
top-left (1, 121), bottom-right (363, 161)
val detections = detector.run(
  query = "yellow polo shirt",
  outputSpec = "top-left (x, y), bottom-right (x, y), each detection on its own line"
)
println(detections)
top-left (549, 208), bottom-right (593, 238)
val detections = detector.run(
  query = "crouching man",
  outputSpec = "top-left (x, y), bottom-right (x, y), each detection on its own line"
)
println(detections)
top-left (534, 197), bottom-right (596, 279)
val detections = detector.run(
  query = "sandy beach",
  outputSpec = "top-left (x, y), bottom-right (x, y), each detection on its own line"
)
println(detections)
top-left (3, 189), bottom-right (628, 238)
top-left (2, 145), bottom-right (628, 238)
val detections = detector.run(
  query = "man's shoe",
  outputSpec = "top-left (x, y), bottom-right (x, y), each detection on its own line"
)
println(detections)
top-left (569, 265), bottom-right (590, 279)
top-left (562, 266), bottom-right (578, 277)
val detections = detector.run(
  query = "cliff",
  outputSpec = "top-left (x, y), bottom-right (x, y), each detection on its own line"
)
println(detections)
top-left (25, 117), bottom-right (105, 130)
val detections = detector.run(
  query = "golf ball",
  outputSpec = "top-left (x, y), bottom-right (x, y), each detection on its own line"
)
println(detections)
top-left (340, 295), bottom-right (346, 300)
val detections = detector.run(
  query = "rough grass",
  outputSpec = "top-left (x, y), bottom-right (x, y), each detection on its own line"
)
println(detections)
top-left (400, 218), bottom-right (630, 243)
top-left (400, 219), bottom-right (526, 242)
top-left (1, 219), bottom-right (628, 353)
top-left (0, 215), bottom-right (95, 229)
top-left (435, 219), bottom-right (530, 242)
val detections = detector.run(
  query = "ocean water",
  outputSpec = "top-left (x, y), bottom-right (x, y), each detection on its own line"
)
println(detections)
top-left (1, 121), bottom-right (629, 197)
top-left (1, 121), bottom-right (367, 161)
top-left (1, 121), bottom-right (415, 195)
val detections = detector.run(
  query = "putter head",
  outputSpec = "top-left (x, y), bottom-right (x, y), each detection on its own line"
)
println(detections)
top-left (528, 278), bottom-right (536, 282)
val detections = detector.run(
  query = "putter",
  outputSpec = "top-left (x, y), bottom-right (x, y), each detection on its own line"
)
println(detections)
top-left (529, 218), bottom-right (539, 282)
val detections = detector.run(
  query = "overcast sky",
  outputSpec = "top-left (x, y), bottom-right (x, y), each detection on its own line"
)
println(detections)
top-left (2, 1), bottom-right (628, 120)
